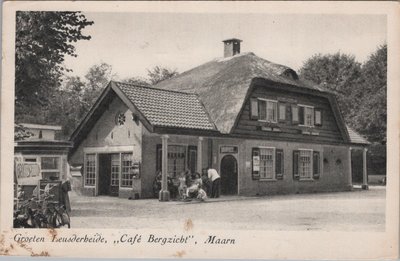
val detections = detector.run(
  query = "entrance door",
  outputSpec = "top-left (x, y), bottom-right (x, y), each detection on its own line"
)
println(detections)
top-left (220, 155), bottom-right (238, 195)
top-left (98, 154), bottom-right (111, 195)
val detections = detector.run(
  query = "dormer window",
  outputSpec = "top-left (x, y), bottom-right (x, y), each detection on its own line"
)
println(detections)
top-left (258, 99), bottom-right (277, 123)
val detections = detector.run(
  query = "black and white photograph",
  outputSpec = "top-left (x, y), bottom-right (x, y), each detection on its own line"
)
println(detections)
top-left (1, 1), bottom-right (398, 259)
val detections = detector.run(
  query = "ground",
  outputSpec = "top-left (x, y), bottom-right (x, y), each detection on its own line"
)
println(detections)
top-left (69, 186), bottom-right (385, 231)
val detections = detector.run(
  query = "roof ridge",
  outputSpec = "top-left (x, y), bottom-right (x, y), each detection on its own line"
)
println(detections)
top-left (112, 80), bottom-right (198, 96)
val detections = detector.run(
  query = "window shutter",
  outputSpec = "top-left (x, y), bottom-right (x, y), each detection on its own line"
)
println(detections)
top-left (291, 105), bottom-right (299, 124)
top-left (278, 104), bottom-right (286, 122)
top-left (313, 151), bottom-right (320, 179)
top-left (252, 148), bottom-right (260, 180)
top-left (315, 109), bottom-right (323, 126)
top-left (156, 144), bottom-right (162, 172)
top-left (276, 149), bottom-right (284, 180)
top-left (250, 98), bottom-right (259, 120)
top-left (188, 145), bottom-right (197, 173)
top-left (293, 150), bottom-right (300, 180)
top-left (298, 106), bottom-right (305, 125)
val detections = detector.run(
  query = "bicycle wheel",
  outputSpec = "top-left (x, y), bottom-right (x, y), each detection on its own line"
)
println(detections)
top-left (55, 209), bottom-right (70, 228)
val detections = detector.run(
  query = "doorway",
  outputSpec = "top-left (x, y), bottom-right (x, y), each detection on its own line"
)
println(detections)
top-left (98, 154), bottom-right (119, 196)
top-left (220, 155), bottom-right (238, 195)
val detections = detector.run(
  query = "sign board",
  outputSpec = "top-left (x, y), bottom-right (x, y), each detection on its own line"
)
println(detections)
top-left (15, 162), bottom-right (42, 185)
top-left (220, 146), bottom-right (238, 154)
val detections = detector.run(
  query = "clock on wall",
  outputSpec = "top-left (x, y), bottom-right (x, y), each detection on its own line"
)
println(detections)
top-left (115, 112), bottom-right (126, 126)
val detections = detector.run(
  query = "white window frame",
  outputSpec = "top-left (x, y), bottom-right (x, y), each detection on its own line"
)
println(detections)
top-left (84, 153), bottom-right (97, 188)
top-left (298, 104), bottom-right (315, 127)
top-left (120, 153), bottom-right (134, 188)
top-left (258, 98), bottom-right (278, 123)
top-left (298, 148), bottom-right (313, 180)
top-left (23, 155), bottom-right (61, 179)
top-left (258, 146), bottom-right (276, 181)
top-left (110, 153), bottom-right (120, 187)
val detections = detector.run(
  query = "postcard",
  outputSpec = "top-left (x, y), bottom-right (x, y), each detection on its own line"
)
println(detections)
top-left (1, 1), bottom-right (399, 259)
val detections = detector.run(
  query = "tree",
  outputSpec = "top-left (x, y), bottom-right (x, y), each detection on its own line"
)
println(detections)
top-left (147, 66), bottom-right (178, 85)
top-left (121, 76), bottom-right (150, 86)
top-left (15, 11), bottom-right (93, 113)
top-left (352, 44), bottom-right (387, 144)
top-left (299, 53), bottom-right (362, 118)
top-left (299, 46), bottom-right (387, 144)
top-left (81, 62), bottom-right (115, 112)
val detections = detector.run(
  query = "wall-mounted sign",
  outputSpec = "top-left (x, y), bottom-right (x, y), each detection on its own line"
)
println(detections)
top-left (220, 146), bottom-right (238, 154)
top-left (15, 162), bottom-right (42, 185)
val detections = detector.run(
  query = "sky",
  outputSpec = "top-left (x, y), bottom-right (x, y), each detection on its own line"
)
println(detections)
top-left (63, 12), bottom-right (387, 80)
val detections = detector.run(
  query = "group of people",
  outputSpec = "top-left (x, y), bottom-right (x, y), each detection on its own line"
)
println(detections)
top-left (154, 168), bottom-right (221, 201)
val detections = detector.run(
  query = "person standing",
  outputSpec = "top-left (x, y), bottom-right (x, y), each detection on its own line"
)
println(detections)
top-left (207, 168), bottom-right (221, 198)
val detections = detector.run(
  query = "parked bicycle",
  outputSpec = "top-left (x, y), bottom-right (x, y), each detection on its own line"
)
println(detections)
top-left (13, 184), bottom-right (70, 228)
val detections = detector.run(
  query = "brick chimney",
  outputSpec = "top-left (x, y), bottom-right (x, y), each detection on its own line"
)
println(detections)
top-left (223, 38), bottom-right (242, 57)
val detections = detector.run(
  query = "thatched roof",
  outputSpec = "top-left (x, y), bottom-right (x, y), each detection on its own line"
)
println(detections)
top-left (155, 52), bottom-right (328, 134)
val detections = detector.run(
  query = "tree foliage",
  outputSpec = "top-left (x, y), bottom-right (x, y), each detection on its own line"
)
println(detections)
top-left (299, 53), bottom-right (362, 118)
top-left (147, 66), bottom-right (178, 85)
top-left (15, 11), bottom-right (93, 110)
top-left (351, 44), bottom-right (387, 143)
top-left (299, 45), bottom-right (387, 144)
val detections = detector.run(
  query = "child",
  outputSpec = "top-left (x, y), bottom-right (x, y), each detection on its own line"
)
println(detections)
top-left (178, 172), bottom-right (187, 200)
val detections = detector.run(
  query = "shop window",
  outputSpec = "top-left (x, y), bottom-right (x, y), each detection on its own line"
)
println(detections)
top-left (167, 145), bottom-right (186, 178)
top-left (156, 145), bottom-right (196, 177)
top-left (259, 148), bottom-right (275, 179)
top-left (111, 154), bottom-right (120, 186)
top-left (85, 154), bottom-right (96, 186)
top-left (121, 153), bottom-right (133, 187)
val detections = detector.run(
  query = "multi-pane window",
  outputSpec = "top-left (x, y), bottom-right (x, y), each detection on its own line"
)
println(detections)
top-left (167, 145), bottom-right (186, 178)
top-left (85, 154), bottom-right (96, 186)
top-left (299, 150), bottom-right (312, 179)
top-left (259, 148), bottom-right (274, 179)
top-left (41, 157), bottom-right (60, 179)
top-left (23, 156), bottom-right (61, 180)
top-left (299, 105), bottom-right (314, 127)
top-left (305, 107), bottom-right (314, 126)
top-left (258, 99), bottom-right (278, 123)
top-left (111, 154), bottom-right (120, 186)
top-left (121, 153), bottom-right (133, 187)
